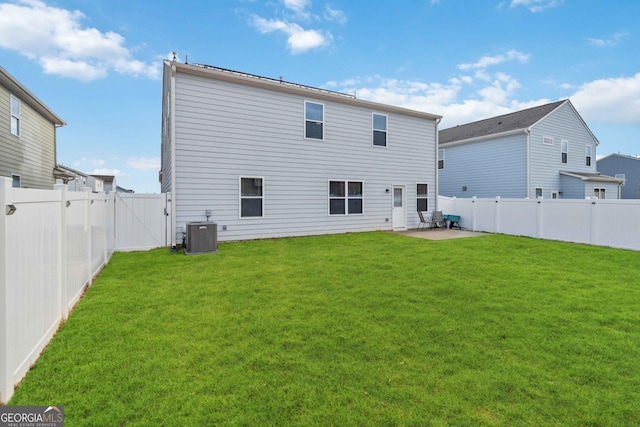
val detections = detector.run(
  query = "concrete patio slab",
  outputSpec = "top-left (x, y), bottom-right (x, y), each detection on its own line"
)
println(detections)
top-left (392, 228), bottom-right (486, 241)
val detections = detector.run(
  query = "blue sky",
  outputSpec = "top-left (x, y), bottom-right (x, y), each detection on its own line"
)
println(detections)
top-left (1, 0), bottom-right (639, 192)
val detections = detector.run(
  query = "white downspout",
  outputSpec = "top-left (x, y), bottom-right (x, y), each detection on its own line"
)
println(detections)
top-left (435, 117), bottom-right (441, 211)
top-left (526, 129), bottom-right (531, 199)
top-left (170, 64), bottom-right (177, 249)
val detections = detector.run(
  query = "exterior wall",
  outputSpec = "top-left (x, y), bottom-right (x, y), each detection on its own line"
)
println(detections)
top-left (558, 175), bottom-right (585, 199)
top-left (160, 62), bottom-right (173, 194)
top-left (167, 67), bottom-right (438, 242)
top-left (0, 84), bottom-right (56, 189)
top-left (597, 155), bottom-right (640, 199)
top-left (438, 133), bottom-right (528, 198)
top-left (529, 102), bottom-right (598, 199)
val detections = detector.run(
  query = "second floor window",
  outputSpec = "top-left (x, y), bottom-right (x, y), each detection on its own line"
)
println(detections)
top-left (585, 145), bottom-right (592, 166)
top-left (305, 101), bottom-right (324, 140)
top-left (561, 140), bottom-right (568, 164)
top-left (10, 95), bottom-right (20, 136)
top-left (372, 113), bottom-right (387, 146)
top-left (438, 149), bottom-right (445, 170)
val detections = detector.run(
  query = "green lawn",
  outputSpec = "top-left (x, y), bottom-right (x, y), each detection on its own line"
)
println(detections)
top-left (9, 232), bottom-right (640, 426)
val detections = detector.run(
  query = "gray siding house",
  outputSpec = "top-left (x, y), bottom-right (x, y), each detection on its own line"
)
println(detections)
top-left (597, 154), bottom-right (640, 199)
top-left (0, 66), bottom-right (65, 189)
top-left (161, 61), bottom-right (441, 245)
top-left (438, 100), bottom-right (622, 199)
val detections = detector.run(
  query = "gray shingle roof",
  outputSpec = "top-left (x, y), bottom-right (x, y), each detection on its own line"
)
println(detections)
top-left (439, 100), bottom-right (567, 144)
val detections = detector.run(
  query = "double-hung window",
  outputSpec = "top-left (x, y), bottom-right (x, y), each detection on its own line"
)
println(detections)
top-left (329, 180), bottom-right (363, 215)
top-left (372, 113), bottom-right (387, 146)
top-left (594, 188), bottom-right (605, 199)
top-left (417, 184), bottom-right (428, 211)
top-left (240, 177), bottom-right (263, 218)
top-left (438, 149), bottom-right (445, 170)
top-left (305, 101), bottom-right (324, 140)
top-left (585, 145), bottom-right (592, 166)
top-left (561, 140), bottom-right (568, 164)
top-left (10, 95), bottom-right (20, 136)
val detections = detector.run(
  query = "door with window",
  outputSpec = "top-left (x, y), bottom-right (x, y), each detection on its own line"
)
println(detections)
top-left (392, 185), bottom-right (406, 230)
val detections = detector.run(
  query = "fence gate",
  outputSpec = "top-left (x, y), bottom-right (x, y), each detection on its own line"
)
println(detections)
top-left (115, 193), bottom-right (171, 251)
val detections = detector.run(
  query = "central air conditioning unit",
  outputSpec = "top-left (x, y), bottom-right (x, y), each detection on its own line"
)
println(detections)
top-left (185, 222), bottom-right (218, 255)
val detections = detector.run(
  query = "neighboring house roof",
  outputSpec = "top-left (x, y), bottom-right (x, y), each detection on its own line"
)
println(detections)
top-left (598, 153), bottom-right (640, 163)
top-left (170, 61), bottom-right (443, 122)
top-left (559, 171), bottom-right (624, 183)
top-left (439, 99), bottom-right (597, 145)
top-left (91, 174), bottom-right (115, 184)
top-left (0, 66), bottom-right (65, 127)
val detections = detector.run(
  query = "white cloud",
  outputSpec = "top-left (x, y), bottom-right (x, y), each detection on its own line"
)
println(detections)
top-left (92, 168), bottom-right (125, 177)
top-left (458, 49), bottom-right (530, 70)
top-left (570, 73), bottom-right (640, 125)
top-left (510, 0), bottom-right (564, 12)
top-left (0, 0), bottom-right (159, 81)
top-left (127, 157), bottom-right (160, 171)
top-left (251, 15), bottom-right (330, 53)
top-left (587, 32), bottom-right (629, 47)
top-left (282, 0), bottom-right (310, 13)
top-left (324, 5), bottom-right (347, 24)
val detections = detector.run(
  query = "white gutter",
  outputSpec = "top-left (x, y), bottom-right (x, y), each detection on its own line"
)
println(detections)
top-left (440, 127), bottom-right (526, 148)
top-left (170, 64), bottom-right (177, 249)
top-left (526, 129), bottom-right (531, 199)
top-left (435, 117), bottom-right (441, 211)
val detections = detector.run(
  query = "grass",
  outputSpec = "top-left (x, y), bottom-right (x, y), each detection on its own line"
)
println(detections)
top-left (8, 232), bottom-right (640, 426)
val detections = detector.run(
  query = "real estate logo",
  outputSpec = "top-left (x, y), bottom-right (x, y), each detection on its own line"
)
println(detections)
top-left (0, 406), bottom-right (64, 427)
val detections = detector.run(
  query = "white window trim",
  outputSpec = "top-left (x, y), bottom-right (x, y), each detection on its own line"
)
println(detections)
top-left (304, 101), bottom-right (324, 141)
top-left (416, 183), bottom-right (429, 212)
top-left (11, 173), bottom-right (21, 188)
top-left (585, 145), bottom-right (593, 166)
top-left (561, 140), bottom-right (568, 164)
top-left (239, 176), bottom-right (264, 219)
top-left (543, 136), bottom-right (553, 145)
top-left (10, 95), bottom-right (20, 137)
top-left (438, 149), bottom-right (445, 170)
top-left (372, 112), bottom-right (388, 147)
top-left (328, 179), bottom-right (364, 216)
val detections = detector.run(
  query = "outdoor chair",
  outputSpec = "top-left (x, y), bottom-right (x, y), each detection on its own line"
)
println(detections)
top-left (417, 211), bottom-right (429, 229)
top-left (432, 210), bottom-right (447, 229)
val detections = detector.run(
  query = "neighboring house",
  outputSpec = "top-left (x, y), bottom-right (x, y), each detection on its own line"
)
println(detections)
top-left (54, 164), bottom-right (104, 192)
top-left (161, 61), bottom-right (441, 245)
top-left (1, 66), bottom-right (65, 189)
top-left (91, 174), bottom-right (116, 193)
top-left (597, 153), bottom-right (640, 199)
top-left (438, 99), bottom-right (623, 199)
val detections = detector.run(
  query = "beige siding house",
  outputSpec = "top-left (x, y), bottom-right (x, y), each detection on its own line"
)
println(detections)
top-left (0, 66), bottom-right (65, 189)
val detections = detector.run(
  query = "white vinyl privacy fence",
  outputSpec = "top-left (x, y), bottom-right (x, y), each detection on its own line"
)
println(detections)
top-left (0, 178), bottom-right (170, 403)
top-left (439, 195), bottom-right (640, 251)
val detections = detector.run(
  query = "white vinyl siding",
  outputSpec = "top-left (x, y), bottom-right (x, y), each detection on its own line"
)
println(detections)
top-left (169, 67), bottom-right (439, 241)
top-left (372, 113), bottom-right (387, 147)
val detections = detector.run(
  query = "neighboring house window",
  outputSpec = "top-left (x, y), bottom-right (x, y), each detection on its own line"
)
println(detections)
top-left (535, 187), bottom-right (543, 199)
top-left (372, 113), bottom-right (387, 147)
top-left (305, 101), bottom-right (324, 140)
top-left (417, 183), bottom-right (428, 211)
top-left (615, 174), bottom-right (626, 186)
top-left (594, 188), bottom-right (606, 199)
top-left (561, 140), bottom-right (568, 164)
top-left (10, 95), bottom-right (20, 136)
top-left (585, 145), bottom-right (592, 166)
top-left (240, 177), bottom-right (263, 217)
top-left (438, 149), bottom-right (445, 170)
top-left (329, 180), bottom-right (363, 215)
top-left (11, 174), bottom-right (21, 188)
top-left (543, 136), bottom-right (553, 145)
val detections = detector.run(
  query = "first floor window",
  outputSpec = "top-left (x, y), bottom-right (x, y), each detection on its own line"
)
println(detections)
top-left (372, 113), bottom-right (387, 146)
top-left (10, 95), bottom-right (20, 136)
top-left (438, 149), bottom-right (445, 170)
top-left (329, 180), bottom-right (363, 215)
top-left (585, 145), bottom-right (592, 167)
top-left (12, 174), bottom-right (20, 188)
top-left (594, 188), bottom-right (605, 199)
top-left (417, 183), bottom-right (428, 211)
top-left (305, 101), bottom-right (324, 140)
top-left (535, 187), bottom-right (543, 199)
top-left (240, 177), bottom-right (263, 217)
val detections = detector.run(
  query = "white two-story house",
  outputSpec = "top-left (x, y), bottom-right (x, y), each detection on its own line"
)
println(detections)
top-left (438, 99), bottom-right (622, 199)
top-left (160, 61), bottom-right (441, 245)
